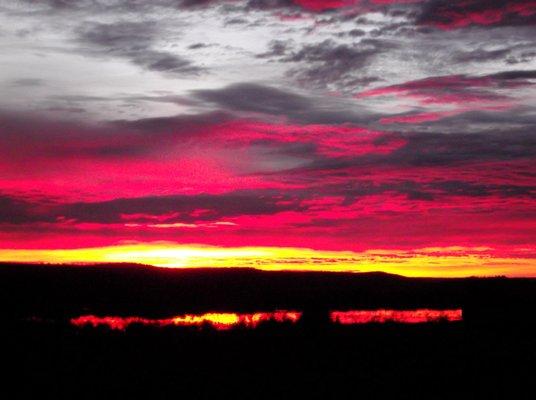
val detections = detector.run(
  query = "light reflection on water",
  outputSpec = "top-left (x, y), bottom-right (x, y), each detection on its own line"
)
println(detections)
top-left (71, 311), bottom-right (301, 331)
top-left (69, 308), bottom-right (462, 330)
top-left (330, 309), bottom-right (462, 324)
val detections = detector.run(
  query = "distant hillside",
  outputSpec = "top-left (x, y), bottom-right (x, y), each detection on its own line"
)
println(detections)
top-left (1, 262), bottom-right (535, 323)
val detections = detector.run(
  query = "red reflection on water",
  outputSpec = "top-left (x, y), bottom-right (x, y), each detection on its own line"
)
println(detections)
top-left (71, 311), bottom-right (302, 331)
top-left (330, 309), bottom-right (462, 324)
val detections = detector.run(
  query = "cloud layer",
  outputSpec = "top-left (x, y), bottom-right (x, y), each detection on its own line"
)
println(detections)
top-left (0, 0), bottom-right (534, 274)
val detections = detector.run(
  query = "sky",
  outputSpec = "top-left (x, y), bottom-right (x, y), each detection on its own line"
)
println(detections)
top-left (0, 0), bottom-right (535, 276)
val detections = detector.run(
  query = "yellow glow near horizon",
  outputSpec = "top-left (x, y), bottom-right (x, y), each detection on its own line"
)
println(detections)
top-left (0, 243), bottom-right (535, 277)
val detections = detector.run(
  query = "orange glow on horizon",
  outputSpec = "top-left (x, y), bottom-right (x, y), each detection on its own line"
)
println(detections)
top-left (330, 309), bottom-right (463, 324)
top-left (71, 311), bottom-right (302, 331)
top-left (1, 243), bottom-right (535, 277)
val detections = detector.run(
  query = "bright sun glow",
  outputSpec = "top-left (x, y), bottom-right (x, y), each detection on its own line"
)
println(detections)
top-left (1, 243), bottom-right (535, 277)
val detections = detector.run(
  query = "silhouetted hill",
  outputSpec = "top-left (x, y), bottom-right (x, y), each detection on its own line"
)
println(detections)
top-left (1, 262), bottom-right (536, 325)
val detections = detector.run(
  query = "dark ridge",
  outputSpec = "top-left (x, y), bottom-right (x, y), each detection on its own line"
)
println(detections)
top-left (1, 262), bottom-right (535, 325)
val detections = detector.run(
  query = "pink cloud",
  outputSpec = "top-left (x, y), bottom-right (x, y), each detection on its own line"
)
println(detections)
top-left (380, 111), bottom-right (457, 124)
top-left (292, 0), bottom-right (361, 12)
top-left (420, 0), bottom-right (536, 30)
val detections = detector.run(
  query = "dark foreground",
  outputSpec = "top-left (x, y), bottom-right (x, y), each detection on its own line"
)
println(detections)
top-left (2, 263), bottom-right (536, 398)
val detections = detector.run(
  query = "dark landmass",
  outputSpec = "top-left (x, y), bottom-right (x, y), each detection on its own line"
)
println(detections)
top-left (3, 262), bottom-right (536, 398)
top-left (2, 262), bottom-right (536, 320)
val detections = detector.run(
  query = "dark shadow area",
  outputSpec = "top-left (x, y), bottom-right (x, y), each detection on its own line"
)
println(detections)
top-left (2, 263), bottom-right (536, 398)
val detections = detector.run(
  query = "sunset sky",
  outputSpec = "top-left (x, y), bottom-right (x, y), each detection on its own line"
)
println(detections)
top-left (0, 0), bottom-right (535, 276)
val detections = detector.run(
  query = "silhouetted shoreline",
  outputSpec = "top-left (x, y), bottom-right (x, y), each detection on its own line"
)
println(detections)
top-left (3, 262), bottom-right (536, 398)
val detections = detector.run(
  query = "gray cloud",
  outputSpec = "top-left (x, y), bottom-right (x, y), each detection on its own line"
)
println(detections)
top-left (0, 189), bottom-right (305, 225)
top-left (488, 70), bottom-right (536, 80)
top-left (256, 40), bottom-right (292, 59)
top-left (76, 21), bottom-right (203, 76)
top-left (280, 39), bottom-right (395, 90)
top-left (0, 195), bottom-right (35, 224)
top-left (111, 111), bottom-right (229, 134)
top-left (59, 190), bottom-right (305, 223)
top-left (383, 130), bottom-right (536, 166)
top-left (192, 83), bottom-right (376, 124)
top-left (8, 78), bottom-right (44, 87)
top-left (279, 130), bottom-right (536, 179)
top-left (194, 83), bottom-right (313, 115)
top-left (453, 48), bottom-right (512, 63)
